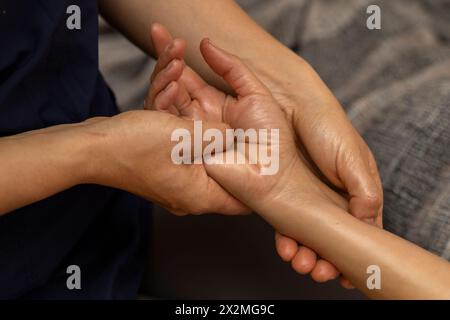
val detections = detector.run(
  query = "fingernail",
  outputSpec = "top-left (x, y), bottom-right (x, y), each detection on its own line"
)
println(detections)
top-left (205, 38), bottom-right (220, 50)
top-left (204, 38), bottom-right (214, 47)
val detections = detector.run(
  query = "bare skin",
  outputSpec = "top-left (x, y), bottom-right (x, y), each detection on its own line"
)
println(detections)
top-left (146, 24), bottom-right (363, 285)
top-left (0, 112), bottom-right (249, 216)
top-left (150, 37), bottom-right (450, 299)
top-left (0, 0), bottom-right (383, 287)
top-left (99, 2), bottom-right (383, 287)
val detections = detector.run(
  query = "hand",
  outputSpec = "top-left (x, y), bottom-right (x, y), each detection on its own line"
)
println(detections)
top-left (147, 23), bottom-right (351, 284)
top-left (83, 111), bottom-right (249, 216)
top-left (149, 33), bottom-right (350, 244)
top-left (145, 23), bottom-right (383, 287)
top-left (258, 60), bottom-right (384, 288)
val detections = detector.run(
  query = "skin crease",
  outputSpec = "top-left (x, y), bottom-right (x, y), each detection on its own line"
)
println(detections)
top-left (98, 2), bottom-right (384, 285)
top-left (150, 37), bottom-right (450, 299)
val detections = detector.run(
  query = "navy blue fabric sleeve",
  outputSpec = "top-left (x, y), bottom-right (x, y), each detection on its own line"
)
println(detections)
top-left (0, 0), bottom-right (151, 299)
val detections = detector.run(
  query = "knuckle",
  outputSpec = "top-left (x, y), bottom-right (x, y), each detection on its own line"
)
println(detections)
top-left (169, 208), bottom-right (188, 217)
top-left (165, 200), bottom-right (190, 216)
top-left (177, 96), bottom-right (191, 112)
top-left (190, 204), bottom-right (209, 215)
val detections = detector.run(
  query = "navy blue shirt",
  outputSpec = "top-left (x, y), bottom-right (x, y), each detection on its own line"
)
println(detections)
top-left (0, 0), bottom-right (150, 299)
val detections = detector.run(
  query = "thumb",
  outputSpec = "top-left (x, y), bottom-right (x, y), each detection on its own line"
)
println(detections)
top-left (171, 119), bottom-right (232, 164)
top-left (200, 39), bottom-right (269, 97)
top-left (340, 151), bottom-right (383, 227)
top-left (164, 116), bottom-right (251, 216)
top-left (204, 149), bottom-right (260, 207)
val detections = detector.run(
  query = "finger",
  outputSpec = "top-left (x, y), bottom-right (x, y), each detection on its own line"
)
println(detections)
top-left (150, 39), bottom-right (187, 84)
top-left (368, 151), bottom-right (384, 228)
top-left (310, 259), bottom-right (340, 283)
top-left (291, 246), bottom-right (317, 275)
top-left (150, 23), bottom-right (175, 56)
top-left (204, 148), bottom-right (261, 206)
top-left (275, 232), bottom-right (299, 262)
top-left (342, 147), bottom-right (383, 226)
top-left (293, 105), bottom-right (383, 228)
top-left (203, 176), bottom-right (252, 215)
top-left (339, 276), bottom-right (356, 289)
top-left (165, 117), bottom-right (250, 216)
top-left (172, 80), bottom-right (196, 117)
top-left (150, 24), bottom-right (208, 95)
top-left (200, 38), bottom-right (269, 97)
top-left (155, 79), bottom-right (205, 120)
top-left (153, 81), bottom-right (179, 112)
top-left (171, 119), bottom-right (226, 169)
top-left (178, 67), bottom-right (209, 95)
top-left (148, 59), bottom-right (184, 108)
top-left (182, 119), bottom-right (251, 216)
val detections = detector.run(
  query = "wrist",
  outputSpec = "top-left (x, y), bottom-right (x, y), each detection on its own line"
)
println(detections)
top-left (257, 161), bottom-right (346, 221)
top-left (247, 47), bottom-right (308, 95)
top-left (248, 50), bottom-right (339, 115)
top-left (254, 163), bottom-right (309, 216)
top-left (73, 117), bottom-right (113, 186)
top-left (74, 111), bottom-right (163, 194)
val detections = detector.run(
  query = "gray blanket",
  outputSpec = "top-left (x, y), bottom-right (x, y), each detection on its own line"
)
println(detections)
top-left (99, 0), bottom-right (450, 259)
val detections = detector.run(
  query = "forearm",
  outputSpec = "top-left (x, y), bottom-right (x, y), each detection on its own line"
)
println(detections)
top-left (0, 123), bottom-right (96, 215)
top-left (99, 0), bottom-right (309, 92)
top-left (260, 189), bottom-right (450, 299)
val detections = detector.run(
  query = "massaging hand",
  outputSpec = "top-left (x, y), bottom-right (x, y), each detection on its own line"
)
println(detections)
top-left (84, 111), bottom-right (248, 216)
top-left (146, 26), bottom-right (354, 285)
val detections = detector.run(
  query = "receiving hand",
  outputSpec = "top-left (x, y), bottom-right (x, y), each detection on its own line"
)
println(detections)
top-left (146, 24), bottom-right (352, 285)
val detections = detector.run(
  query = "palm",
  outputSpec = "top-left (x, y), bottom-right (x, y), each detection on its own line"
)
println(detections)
top-left (180, 68), bottom-right (291, 139)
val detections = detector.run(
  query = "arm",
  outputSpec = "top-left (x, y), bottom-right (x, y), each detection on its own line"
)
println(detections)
top-left (169, 40), bottom-right (450, 299)
top-left (99, 0), bottom-right (303, 92)
top-left (99, 1), bottom-right (384, 282)
top-left (0, 112), bottom-right (246, 216)
top-left (261, 184), bottom-right (450, 299)
top-left (0, 123), bottom-right (94, 215)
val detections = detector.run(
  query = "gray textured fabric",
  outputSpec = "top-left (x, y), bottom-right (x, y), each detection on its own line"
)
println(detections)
top-left (293, 0), bottom-right (450, 259)
top-left (99, 0), bottom-right (450, 259)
